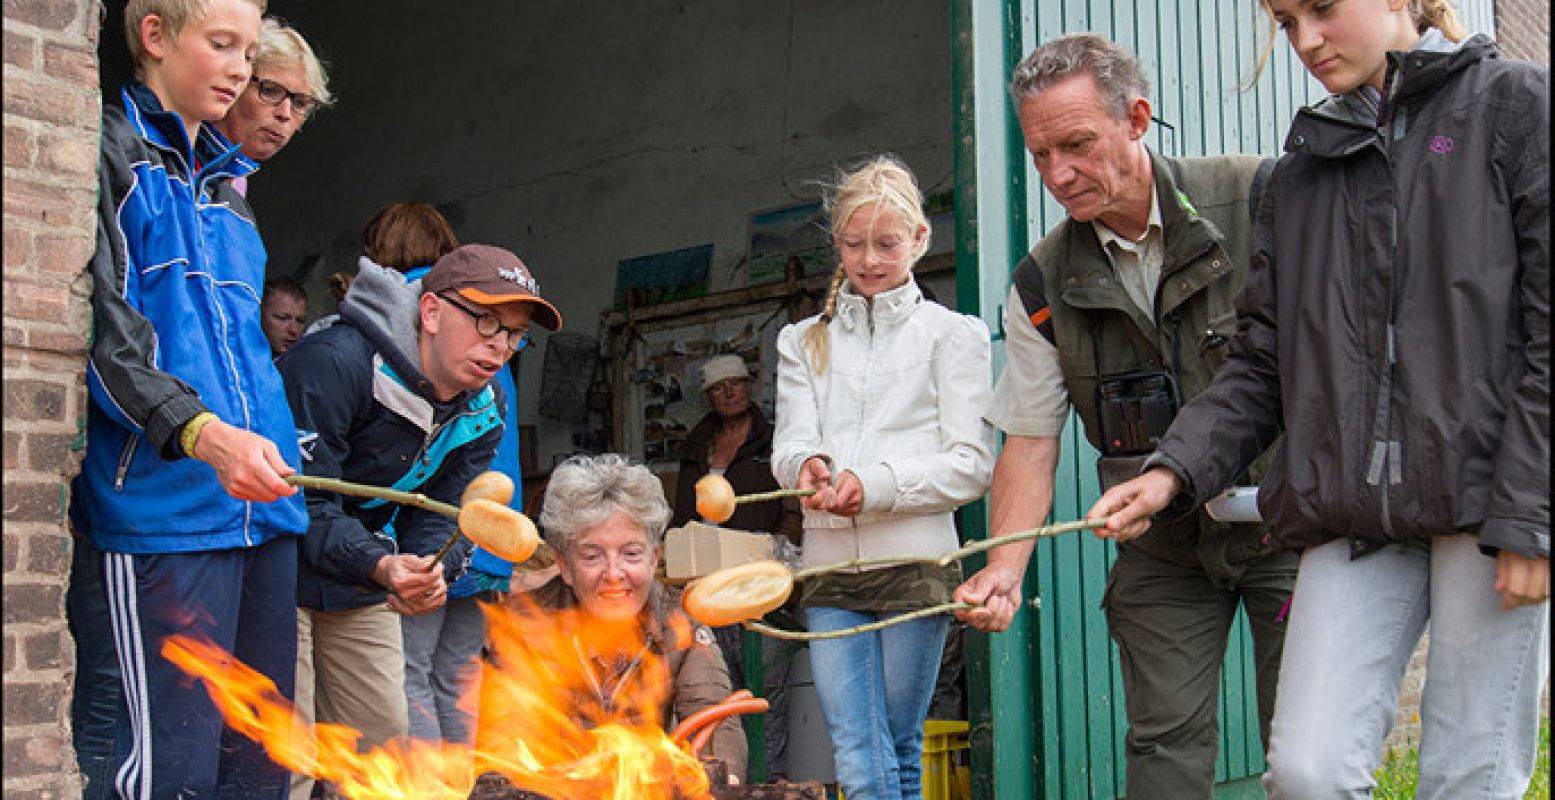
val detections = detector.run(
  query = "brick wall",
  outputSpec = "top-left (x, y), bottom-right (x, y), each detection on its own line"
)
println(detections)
top-left (2, 1), bottom-right (101, 797)
top-left (1495, 0), bottom-right (1550, 64)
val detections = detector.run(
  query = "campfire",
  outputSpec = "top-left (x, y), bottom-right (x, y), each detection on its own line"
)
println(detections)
top-left (164, 594), bottom-right (726, 799)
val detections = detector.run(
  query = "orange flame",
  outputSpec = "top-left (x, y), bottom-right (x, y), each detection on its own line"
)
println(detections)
top-left (162, 594), bottom-right (714, 799)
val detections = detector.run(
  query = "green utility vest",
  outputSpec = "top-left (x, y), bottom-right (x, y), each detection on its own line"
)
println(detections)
top-left (1012, 150), bottom-right (1276, 574)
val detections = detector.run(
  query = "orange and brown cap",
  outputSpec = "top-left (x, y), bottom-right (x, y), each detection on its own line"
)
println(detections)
top-left (422, 243), bottom-right (562, 331)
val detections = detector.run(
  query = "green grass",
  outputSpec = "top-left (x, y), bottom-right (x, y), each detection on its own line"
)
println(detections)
top-left (1374, 717), bottom-right (1550, 799)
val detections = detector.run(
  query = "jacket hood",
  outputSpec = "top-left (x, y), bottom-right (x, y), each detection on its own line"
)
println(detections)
top-left (338, 258), bottom-right (434, 395)
top-left (1294, 32), bottom-right (1494, 149)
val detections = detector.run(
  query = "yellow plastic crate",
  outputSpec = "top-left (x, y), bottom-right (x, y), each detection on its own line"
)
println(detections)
top-left (921, 720), bottom-right (971, 800)
top-left (838, 720), bottom-right (971, 800)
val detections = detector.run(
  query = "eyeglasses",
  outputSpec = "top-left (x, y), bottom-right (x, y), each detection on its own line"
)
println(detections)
top-left (250, 77), bottom-right (321, 117)
top-left (438, 293), bottom-right (531, 352)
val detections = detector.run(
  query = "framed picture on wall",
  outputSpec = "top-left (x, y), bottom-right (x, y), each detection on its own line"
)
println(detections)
top-left (747, 201), bottom-right (830, 286)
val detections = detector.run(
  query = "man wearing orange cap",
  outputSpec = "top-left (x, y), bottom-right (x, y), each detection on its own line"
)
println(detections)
top-left (276, 243), bottom-right (561, 785)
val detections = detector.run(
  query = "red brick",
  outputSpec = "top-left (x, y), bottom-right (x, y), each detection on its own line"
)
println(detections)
top-left (42, 42), bottom-right (98, 87)
top-left (3, 326), bottom-right (25, 347)
top-left (4, 379), bottom-right (66, 421)
top-left (3, 30), bottom-right (38, 69)
top-left (36, 234), bottom-right (93, 276)
top-left (2, 727), bottom-right (67, 779)
top-left (3, 224), bottom-right (32, 270)
top-left (3, 124), bottom-right (35, 168)
top-left (22, 630), bottom-right (64, 671)
top-left (2, 178), bottom-right (79, 227)
top-left (2, 581), bottom-right (63, 623)
top-left (3, 635), bottom-right (14, 674)
top-left (0, 483), bottom-right (64, 523)
top-left (13, 348), bottom-right (83, 372)
top-left (38, 133), bottom-right (96, 182)
top-left (3, 431), bottom-right (19, 471)
top-left (2, 75), bottom-right (86, 129)
top-left (3, 0), bottom-right (81, 31)
top-left (23, 535), bottom-right (68, 578)
top-left (27, 329), bottom-right (90, 355)
top-left (24, 433), bottom-right (80, 474)
top-left (2, 533), bottom-right (18, 576)
top-left (2, 278), bottom-right (70, 321)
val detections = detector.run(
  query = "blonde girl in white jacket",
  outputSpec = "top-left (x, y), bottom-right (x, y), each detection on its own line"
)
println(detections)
top-left (772, 155), bottom-right (994, 800)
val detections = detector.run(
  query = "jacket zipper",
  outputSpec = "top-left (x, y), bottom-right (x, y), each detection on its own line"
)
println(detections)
top-left (1363, 64), bottom-right (1408, 539)
top-left (114, 434), bottom-right (140, 491)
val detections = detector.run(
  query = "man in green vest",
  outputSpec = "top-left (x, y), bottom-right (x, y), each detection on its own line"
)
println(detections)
top-left (953, 33), bottom-right (1297, 798)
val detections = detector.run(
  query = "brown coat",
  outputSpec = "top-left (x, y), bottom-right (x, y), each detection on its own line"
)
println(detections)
top-left (524, 575), bottom-right (750, 781)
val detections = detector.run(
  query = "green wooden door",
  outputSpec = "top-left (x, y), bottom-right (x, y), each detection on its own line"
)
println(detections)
top-left (951, 0), bottom-right (1497, 797)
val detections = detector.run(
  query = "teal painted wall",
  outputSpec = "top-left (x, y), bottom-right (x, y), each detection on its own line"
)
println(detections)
top-left (953, 1), bottom-right (1497, 798)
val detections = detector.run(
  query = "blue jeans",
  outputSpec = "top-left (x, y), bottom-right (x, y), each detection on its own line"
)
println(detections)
top-left (401, 594), bottom-right (489, 744)
top-left (806, 607), bottom-right (948, 800)
top-left (66, 536), bottom-right (122, 800)
top-left (1264, 535), bottom-right (1549, 800)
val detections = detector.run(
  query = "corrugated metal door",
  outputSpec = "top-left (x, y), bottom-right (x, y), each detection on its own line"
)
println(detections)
top-left (951, 1), bottom-right (1497, 797)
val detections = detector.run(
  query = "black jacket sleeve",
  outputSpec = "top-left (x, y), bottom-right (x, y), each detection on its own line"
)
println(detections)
top-left (278, 334), bottom-right (396, 587)
top-left (1151, 161), bottom-right (1288, 505)
top-left (1481, 67), bottom-right (1550, 559)
top-left (87, 111), bottom-right (207, 460)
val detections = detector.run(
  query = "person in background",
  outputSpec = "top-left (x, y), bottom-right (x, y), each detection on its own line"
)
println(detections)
top-left (69, 0), bottom-right (307, 796)
top-left (1089, 2), bottom-right (1549, 797)
top-left (214, 15), bottom-right (332, 195)
top-left (302, 202), bottom-right (460, 337)
top-left (670, 352), bottom-right (803, 776)
top-left (527, 453), bottom-right (748, 783)
top-left (261, 276), bottom-right (309, 356)
top-left (67, 16), bottom-right (332, 797)
top-left (772, 154), bottom-right (994, 800)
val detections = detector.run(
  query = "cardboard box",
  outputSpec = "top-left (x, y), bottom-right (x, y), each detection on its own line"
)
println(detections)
top-left (663, 521), bottom-right (780, 583)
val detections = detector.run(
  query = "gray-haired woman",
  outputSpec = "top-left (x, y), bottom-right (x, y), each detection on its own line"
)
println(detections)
top-left (525, 453), bottom-right (748, 783)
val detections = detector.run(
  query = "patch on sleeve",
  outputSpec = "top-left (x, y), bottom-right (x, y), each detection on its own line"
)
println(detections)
top-left (693, 625), bottom-right (717, 649)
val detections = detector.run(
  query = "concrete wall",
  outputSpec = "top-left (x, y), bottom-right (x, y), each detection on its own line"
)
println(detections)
top-left (245, 0), bottom-right (954, 469)
top-left (2, 1), bottom-right (100, 796)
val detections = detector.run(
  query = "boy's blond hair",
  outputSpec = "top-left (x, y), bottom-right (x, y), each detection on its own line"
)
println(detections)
top-left (124, 0), bottom-right (269, 78)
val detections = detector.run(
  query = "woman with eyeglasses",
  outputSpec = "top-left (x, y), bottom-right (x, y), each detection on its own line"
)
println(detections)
top-left (518, 453), bottom-right (748, 785)
top-left (214, 17), bottom-right (332, 178)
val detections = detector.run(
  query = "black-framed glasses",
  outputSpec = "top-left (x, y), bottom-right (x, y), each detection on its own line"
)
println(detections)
top-left (438, 293), bottom-right (530, 352)
top-left (250, 77), bottom-right (320, 117)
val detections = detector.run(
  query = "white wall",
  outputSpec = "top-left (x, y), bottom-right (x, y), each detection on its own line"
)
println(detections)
top-left (253, 0), bottom-right (953, 471)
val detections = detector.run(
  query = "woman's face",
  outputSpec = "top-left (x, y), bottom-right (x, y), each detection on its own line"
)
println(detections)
top-left (1266, 0), bottom-right (1417, 94)
top-left (835, 202), bottom-right (926, 300)
top-left (557, 510), bottom-right (659, 623)
top-left (706, 377), bottom-right (752, 420)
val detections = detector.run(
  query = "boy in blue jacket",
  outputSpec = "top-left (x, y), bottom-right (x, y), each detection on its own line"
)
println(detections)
top-left (69, 0), bottom-right (307, 797)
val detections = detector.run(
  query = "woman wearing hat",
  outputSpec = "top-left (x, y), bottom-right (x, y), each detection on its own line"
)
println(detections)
top-left (670, 353), bottom-right (802, 775)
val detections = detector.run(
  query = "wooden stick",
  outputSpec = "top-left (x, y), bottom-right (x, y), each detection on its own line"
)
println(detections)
top-left (744, 602), bottom-right (977, 641)
top-left (791, 518), bottom-right (1107, 582)
top-left (283, 474), bottom-right (484, 567)
top-left (733, 487), bottom-right (816, 506)
top-left (742, 518), bottom-right (1109, 640)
